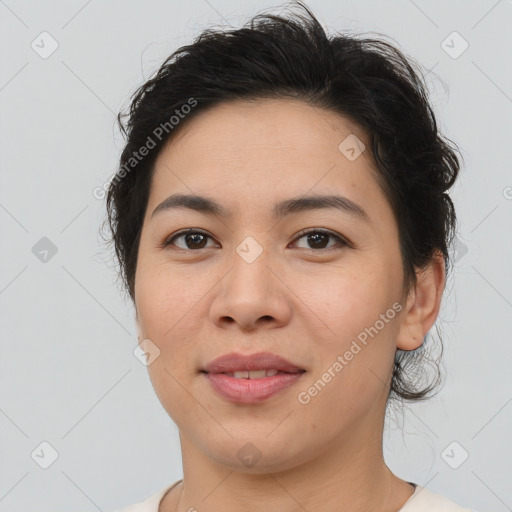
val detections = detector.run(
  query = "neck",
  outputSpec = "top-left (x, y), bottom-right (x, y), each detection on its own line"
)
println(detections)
top-left (163, 415), bottom-right (414, 512)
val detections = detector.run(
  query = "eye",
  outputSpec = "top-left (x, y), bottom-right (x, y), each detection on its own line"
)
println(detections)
top-left (161, 228), bottom-right (350, 252)
top-left (290, 228), bottom-right (349, 251)
top-left (162, 229), bottom-right (218, 250)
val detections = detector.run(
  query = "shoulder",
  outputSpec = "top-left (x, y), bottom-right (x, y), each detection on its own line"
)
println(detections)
top-left (400, 484), bottom-right (479, 512)
top-left (113, 480), bottom-right (181, 512)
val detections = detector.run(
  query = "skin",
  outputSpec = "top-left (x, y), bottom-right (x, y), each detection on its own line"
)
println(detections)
top-left (133, 98), bottom-right (446, 512)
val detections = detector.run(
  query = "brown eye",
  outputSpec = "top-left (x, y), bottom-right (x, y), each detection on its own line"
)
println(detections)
top-left (162, 228), bottom-right (349, 252)
top-left (163, 229), bottom-right (217, 250)
top-left (291, 229), bottom-right (348, 251)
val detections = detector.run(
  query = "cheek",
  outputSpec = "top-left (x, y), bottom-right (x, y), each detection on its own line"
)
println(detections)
top-left (135, 266), bottom-right (192, 397)
top-left (299, 260), bottom-right (400, 394)
top-left (135, 260), bottom-right (192, 337)
top-left (302, 262), bottom-right (396, 343)
top-left (135, 264), bottom-right (199, 424)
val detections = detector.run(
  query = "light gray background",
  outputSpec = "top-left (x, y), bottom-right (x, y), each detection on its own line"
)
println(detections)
top-left (1, 1), bottom-right (511, 511)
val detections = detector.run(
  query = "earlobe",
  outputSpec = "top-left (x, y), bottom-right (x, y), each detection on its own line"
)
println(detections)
top-left (396, 251), bottom-right (446, 351)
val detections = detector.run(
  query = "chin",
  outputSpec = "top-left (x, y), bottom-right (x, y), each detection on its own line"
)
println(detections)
top-left (200, 434), bottom-right (315, 474)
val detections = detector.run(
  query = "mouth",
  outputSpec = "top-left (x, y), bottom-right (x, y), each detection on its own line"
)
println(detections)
top-left (202, 351), bottom-right (305, 374)
top-left (201, 352), bottom-right (306, 404)
top-left (218, 369), bottom-right (299, 378)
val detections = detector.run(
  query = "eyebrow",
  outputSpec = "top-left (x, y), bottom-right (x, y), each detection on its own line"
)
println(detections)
top-left (151, 193), bottom-right (371, 223)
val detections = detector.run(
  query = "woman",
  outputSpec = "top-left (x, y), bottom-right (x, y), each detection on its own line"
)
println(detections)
top-left (105, 2), bottom-right (477, 511)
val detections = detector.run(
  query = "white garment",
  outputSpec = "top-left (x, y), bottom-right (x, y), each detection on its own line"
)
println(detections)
top-left (114, 480), bottom-right (478, 512)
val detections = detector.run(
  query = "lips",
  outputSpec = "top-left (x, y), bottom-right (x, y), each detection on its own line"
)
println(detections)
top-left (202, 352), bottom-right (306, 404)
top-left (203, 351), bottom-right (305, 375)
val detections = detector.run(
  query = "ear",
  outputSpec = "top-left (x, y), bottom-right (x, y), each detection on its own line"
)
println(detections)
top-left (396, 250), bottom-right (446, 351)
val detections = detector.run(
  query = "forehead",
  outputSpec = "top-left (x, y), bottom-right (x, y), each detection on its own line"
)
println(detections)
top-left (148, 98), bottom-right (392, 230)
top-left (164, 98), bottom-right (370, 163)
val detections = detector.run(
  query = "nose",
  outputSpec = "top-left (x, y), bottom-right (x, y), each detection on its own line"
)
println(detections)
top-left (209, 246), bottom-right (292, 332)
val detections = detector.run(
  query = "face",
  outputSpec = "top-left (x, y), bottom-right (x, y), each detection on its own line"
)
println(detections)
top-left (134, 98), bottom-right (411, 473)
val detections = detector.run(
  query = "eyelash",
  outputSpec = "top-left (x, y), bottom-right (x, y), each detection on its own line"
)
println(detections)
top-left (161, 228), bottom-right (350, 252)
